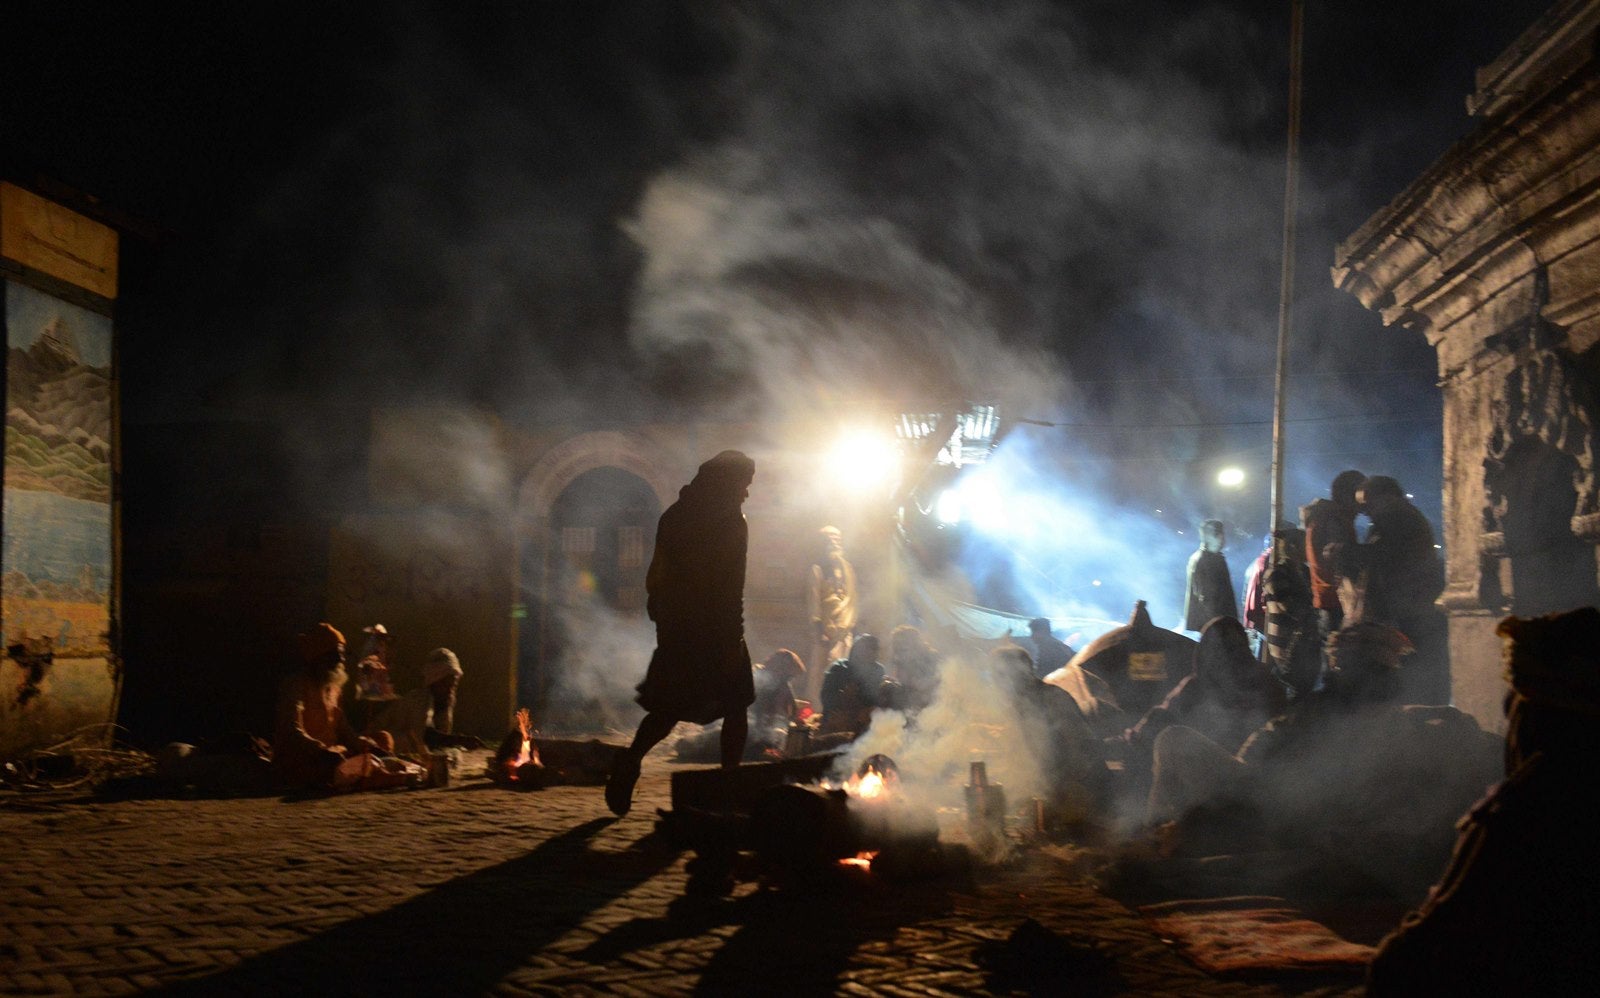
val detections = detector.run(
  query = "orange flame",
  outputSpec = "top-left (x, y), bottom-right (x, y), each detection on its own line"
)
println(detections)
top-left (838, 850), bottom-right (879, 871)
top-left (506, 708), bottom-right (541, 779)
top-left (831, 764), bottom-right (893, 801)
top-left (857, 770), bottom-right (885, 799)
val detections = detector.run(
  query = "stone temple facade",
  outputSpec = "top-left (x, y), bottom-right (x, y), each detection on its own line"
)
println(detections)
top-left (1334, 0), bottom-right (1600, 729)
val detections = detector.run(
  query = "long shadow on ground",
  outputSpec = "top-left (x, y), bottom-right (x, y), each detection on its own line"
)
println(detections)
top-left (151, 817), bottom-right (679, 997)
top-left (579, 874), bottom-right (960, 995)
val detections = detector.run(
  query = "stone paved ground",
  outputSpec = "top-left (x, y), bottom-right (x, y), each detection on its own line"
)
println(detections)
top-left (1, 752), bottom-right (1367, 997)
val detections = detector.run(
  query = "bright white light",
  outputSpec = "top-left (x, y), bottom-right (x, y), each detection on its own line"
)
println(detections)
top-left (1217, 467), bottom-right (1246, 488)
top-left (827, 430), bottom-right (899, 492)
top-left (1091, 579), bottom-right (1102, 587)
top-left (937, 475), bottom-right (1007, 532)
top-left (960, 478), bottom-right (1006, 533)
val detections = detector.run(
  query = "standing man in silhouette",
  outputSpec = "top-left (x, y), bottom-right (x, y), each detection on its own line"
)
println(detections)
top-left (606, 451), bottom-right (757, 816)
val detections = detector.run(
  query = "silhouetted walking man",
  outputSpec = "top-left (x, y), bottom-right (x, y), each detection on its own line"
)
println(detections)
top-left (606, 450), bottom-right (756, 816)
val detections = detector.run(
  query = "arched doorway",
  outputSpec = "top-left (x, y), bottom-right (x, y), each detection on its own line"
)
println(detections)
top-left (522, 466), bottom-right (662, 732)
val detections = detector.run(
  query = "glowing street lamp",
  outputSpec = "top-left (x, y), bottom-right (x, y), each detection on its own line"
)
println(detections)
top-left (827, 428), bottom-right (901, 493)
top-left (1217, 466), bottom-right (1246, 488)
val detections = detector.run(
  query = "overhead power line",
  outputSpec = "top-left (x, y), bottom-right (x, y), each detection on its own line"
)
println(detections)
top-left (1013, 408), bottom-right (1439, 431)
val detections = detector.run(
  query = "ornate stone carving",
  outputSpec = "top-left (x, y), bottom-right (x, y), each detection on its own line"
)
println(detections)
top-left (1482, 342), bottom-right (1600, 539)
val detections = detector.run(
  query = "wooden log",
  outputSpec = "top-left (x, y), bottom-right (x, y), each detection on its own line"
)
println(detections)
top-left (670, 752), bottom-right (843, 813)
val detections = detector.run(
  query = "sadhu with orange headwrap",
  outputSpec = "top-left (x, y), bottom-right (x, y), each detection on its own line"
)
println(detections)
top-left (273, 622), bottom-right (420, 791)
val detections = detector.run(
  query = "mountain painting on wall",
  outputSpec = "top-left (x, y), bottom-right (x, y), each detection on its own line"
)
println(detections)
top-left (3, 280), bottom-right (113, 660)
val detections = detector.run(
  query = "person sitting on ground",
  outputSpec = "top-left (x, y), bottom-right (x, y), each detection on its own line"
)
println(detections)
top-left (352, 623), bottom-right (399, 701)
top-left (1027, 617), bottom-right (1076, 680)
top-left (990, 645), bottom-right (1112, 826)
top-left (1146, 623), bottom-right (1494, 890)
top-left (819, 633), bottom-right (888, 737)
top-left (273, 622), bottom-right (419, 792)
top-left (1121, 616), bottom-right (1285, 769)
top-left (751, 648), bottom-right (804, 731)
top-left (886, 624), bottom-right (940, 713)
top-left (365, 647), bottom-right (485, 757)
top-left (674, 647), bottom-right (807, 763)
top-left (1369, 607), bottom-right (1600, 995)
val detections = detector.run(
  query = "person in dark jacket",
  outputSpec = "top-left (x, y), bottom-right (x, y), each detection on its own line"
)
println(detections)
top-left (1027, 617), bottom-right (1076, 679)
top-left (606, 450), bottom-right (756, 816)
top-left (991, 645), bottom-right (1111, 825)
top-left (887, 624), bottom-right (940, 713)
top-left (1340, 475), bottom-right (1448, 703)
top-left (1183, 520), bottom-right (1238, 632)
top-left (819, 634), bottom-right (886, 736)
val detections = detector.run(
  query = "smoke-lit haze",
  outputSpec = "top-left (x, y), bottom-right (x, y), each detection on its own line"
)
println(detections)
top-left (0, 0), bottom-right (1553, 738)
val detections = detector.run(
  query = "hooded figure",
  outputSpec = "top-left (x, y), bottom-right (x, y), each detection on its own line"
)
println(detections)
top-left (819, 634), bottom-right (886, 736)
top-left (608, 451), bottom-right (757, 816)
top-left (634, 450), bottom-right (757, 723)
top-left (1124, 615), bottom-right (1285, 759)
top-left (1369, 608), bottom-right (1600, 996)
top-left (1183, 520), bottom-right (1238, 631)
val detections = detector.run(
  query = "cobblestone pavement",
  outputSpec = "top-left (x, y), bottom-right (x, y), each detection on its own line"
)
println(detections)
top-left (1, 752), bottom-right (1367, 996)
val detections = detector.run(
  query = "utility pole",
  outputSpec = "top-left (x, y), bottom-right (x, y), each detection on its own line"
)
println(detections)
top-left (1270, 0), bottom-right (1304, 533)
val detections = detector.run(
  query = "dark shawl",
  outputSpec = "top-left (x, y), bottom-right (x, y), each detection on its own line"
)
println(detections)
top-left (635, 452), bottom-right (755, 724)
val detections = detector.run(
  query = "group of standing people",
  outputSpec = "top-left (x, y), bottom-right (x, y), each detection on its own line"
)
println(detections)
top-left (1184, 468), bottom-right (1447, 704)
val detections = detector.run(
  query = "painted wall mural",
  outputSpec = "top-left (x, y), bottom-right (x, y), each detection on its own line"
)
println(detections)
top-left (3, 280), bottom-right (113, 708)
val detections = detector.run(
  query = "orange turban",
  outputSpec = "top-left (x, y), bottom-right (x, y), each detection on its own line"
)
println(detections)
top-left (298, 622), bottom-right (346, 663)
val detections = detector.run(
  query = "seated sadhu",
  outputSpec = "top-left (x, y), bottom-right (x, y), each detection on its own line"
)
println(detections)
top-left (365, 647), bottom-right (484, 756)
top-left (273, 622), bottom-right (419, 791)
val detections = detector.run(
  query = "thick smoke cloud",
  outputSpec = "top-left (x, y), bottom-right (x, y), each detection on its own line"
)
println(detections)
top-left (609, 2), bottom-right (1295, 633)
top-left (624, 0), bottom-right (1288, 428)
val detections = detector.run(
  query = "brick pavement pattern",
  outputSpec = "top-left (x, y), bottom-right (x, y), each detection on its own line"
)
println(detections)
top-left (1, 753), bottom-right (1365, 996)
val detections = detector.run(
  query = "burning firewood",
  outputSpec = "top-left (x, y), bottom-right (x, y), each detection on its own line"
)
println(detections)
top-left (489, 709), bottom-right (623, 789)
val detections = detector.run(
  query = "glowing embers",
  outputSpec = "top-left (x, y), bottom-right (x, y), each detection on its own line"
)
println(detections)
top-left (504, 708), bottom-right (544, 782)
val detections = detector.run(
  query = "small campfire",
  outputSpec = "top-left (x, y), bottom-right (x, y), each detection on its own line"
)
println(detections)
top-left (825, 753), bottom-right (899, 801)
top-left (824, 755), bottom-right (901, 872)
top-left (504, 708), bottom-right (543, 783)
top-left (660, 752), bottom-right (965, 894)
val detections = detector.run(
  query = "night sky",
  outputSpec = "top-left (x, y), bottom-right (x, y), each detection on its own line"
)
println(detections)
top-left (2, 0), bottom-right (1555, 552)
